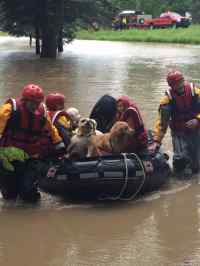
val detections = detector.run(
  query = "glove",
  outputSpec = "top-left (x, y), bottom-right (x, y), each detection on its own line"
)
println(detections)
top-left (185, 118), bottom-right (199, 129)
top-left (148, 141), bottom-right (160, 155)
top-left (143, 160), bottom-right (154, 174)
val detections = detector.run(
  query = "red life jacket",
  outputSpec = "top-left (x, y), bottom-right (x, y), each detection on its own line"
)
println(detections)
top-left (121, 106), bottom-right (148, 153)
top-left (0, 98), bottom-right (52, 157)
top-left (166, 82), bottom-right (198, 132)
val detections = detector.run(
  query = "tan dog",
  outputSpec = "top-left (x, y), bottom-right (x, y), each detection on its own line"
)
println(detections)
top-left (67, 117), bottom-right (98, 160)
top-left (88, 121), bottom-right (135, 157)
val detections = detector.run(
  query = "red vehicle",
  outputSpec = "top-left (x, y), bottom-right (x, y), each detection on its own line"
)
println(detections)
top-left (144, 11), bottom-right (192, 29)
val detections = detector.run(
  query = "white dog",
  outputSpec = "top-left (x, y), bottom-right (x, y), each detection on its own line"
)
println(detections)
top-left (67, 118), bottom-right (101, 160)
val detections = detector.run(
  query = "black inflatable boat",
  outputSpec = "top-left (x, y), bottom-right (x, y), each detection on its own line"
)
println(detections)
top-left (39, 152), bottom-right (171, 200)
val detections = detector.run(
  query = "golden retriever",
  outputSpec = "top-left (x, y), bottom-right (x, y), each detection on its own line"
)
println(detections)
top-left (88, 121), bottom-right (135, 157)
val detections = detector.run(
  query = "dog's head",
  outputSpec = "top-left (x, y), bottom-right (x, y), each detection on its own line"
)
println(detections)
top-left (77, 118), bottom-right (97, 137)
top-left (109, 121), bottom-right (135, 153)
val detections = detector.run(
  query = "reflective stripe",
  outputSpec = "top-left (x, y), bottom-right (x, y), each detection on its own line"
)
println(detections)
top-left (190, 83), bottom-right (195, 96)
top-left (166, 89), bottom-right (172, 100)
top-left (104, 171), bottom-right (124, 178)
top-left (56, 174), bottom-right (67, 180)
top-left (52, 110), bottom-right (62, 124)
top-left (80, 173), bottom-right (99, 179)
top-left (10, 98), bottom-right (17, 111)
top-left (42, 103), bottom-right (47, 118)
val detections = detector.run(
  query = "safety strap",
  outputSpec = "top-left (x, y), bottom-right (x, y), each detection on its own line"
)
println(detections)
top-left (99, 153), bottom-right (146, 201)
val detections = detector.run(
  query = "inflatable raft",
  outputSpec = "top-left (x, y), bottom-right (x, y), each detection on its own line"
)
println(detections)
top-left (39, 152), bottom-right (171, 200)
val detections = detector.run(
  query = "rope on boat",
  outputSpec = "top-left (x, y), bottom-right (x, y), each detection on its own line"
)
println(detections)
top-left (98, 153), bottom-right (146, 201)
top-left (121, 153), bottom-right (146, 201)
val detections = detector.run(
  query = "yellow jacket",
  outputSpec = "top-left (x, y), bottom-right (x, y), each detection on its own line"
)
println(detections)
top-left (57, 115), bottom-right (71, 131)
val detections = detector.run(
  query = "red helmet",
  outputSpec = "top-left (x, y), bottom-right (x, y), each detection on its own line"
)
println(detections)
top-left (22, 84), bottom-right (44, 103)
top-left (46, 93), bottom-right (65, 111)
top-left (167, 70), bottom-right (184, 87)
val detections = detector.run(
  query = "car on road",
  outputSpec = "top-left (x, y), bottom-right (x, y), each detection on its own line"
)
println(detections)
top-left (144, 11), bottom-right (192, 29)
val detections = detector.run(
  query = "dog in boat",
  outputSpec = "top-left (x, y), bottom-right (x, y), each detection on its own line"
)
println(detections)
top-left (67, 117), bottom-right (100, 160)
top-left (89, 122), bottom-right (155, 173)
top-left (88, 121), bottom-right (135, 157)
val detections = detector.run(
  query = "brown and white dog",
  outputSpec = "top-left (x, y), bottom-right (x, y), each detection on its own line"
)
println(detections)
top-left (88, 121), bottom-right (135, 157)
top-left (67, 117), bottom-right (100, 160)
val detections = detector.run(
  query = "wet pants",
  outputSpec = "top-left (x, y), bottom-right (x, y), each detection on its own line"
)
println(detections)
top-left (0, 160), bottom-right (42, 202)
top-left (171, 129), bottom-right (200, 174)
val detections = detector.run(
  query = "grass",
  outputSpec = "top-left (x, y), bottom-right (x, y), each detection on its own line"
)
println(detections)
top-left (76, 24), bottom-right (200, 45)
top-left (0, 31), bottom-right (8, 36)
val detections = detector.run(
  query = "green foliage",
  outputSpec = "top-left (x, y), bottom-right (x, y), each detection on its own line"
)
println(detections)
top-left (191, 0), bottom-right (200, 22)
top-left (0, 147), bottom-right (29, 172)
top-left (0, 0), bottom-right (114, 55)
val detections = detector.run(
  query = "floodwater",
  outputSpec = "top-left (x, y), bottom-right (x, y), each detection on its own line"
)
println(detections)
top-left (0, 37), bottom-right (200, 266)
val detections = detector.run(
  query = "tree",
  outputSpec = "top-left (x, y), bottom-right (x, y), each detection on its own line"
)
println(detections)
top-left (110, 0), bottom-right (195, 17)
top-left (0, 0), bottom-right (113, 58)
top-left (191, 0), bottom-right (200, 22)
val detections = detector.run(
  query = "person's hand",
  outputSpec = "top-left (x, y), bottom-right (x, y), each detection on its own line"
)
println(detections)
top-left (185, 118), bottom-right (199, 129)
top-left (143, 160), bottom-right (154, 174)
top-left (148, 141), bottom-right (160, 155)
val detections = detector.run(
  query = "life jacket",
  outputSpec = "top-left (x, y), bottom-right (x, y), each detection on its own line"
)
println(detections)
top-left (166, 82), bottom-right (199, 132)
top-left (0, 98), bottom-right (52, 157)
top-left (122, 106), bottom-right (148, 153)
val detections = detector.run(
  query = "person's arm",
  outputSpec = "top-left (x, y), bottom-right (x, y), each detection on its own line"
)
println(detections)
top-left (0, 103), bottom-right (13, 138)
top-left (56, 116), bottom-right (71, 147)
top-left (126, 109), bottom-right (148, 155)
top-left (185, 86), bottom-right (200, 129)
top-left (153, 95), bottom-right (171, 144)
top-left (44, 115), bottom-right (65, 151)
top-left (195, 87), bottom-right (200, 118)
top-left (154, 108), bottom-right (170, 144)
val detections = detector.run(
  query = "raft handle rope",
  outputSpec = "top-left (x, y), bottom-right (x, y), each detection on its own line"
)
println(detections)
top-left (98, 153), bottom-right (129, 200)
top-left (98, 153), bottom-right (146, 201)
top-left (121, 153), bottom-right (146, 201)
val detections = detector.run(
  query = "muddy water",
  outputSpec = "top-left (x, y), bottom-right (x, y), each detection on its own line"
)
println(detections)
top-left (0, 37), bottom-right (200, 266)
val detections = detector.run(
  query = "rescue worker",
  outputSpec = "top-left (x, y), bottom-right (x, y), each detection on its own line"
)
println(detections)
top-left (121, 16), bottom-right (127, 29)
top-left (150, 70), bottom-right (200, 177)
top-left (0, 84), bottom-right (65, 201)
top-left (115, 95), bottom-right (148, 156)
top-left (46, 93), bottom-right (71, 148)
